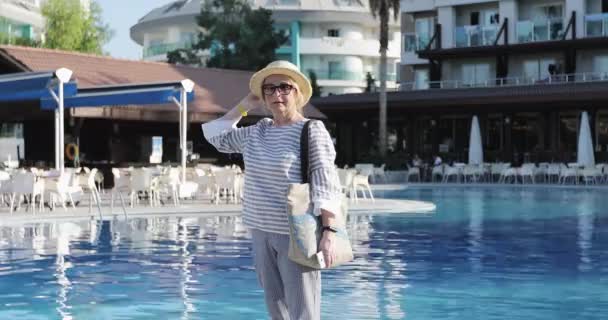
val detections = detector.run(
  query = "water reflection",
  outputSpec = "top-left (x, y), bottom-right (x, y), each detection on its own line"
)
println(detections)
top-left (55, 222), bottom-right (81, 320)
top-left (577, 194), bottom-right (594, 272)
top-left (466, 190), bottom-right (484, 273)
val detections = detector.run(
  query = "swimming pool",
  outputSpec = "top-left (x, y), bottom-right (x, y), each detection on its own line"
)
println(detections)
top-left (0, 187), bottom-right (606, 319)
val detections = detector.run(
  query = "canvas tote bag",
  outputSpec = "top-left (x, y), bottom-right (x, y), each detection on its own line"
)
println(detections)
top-left (286, 120), bottom-right (354, 269)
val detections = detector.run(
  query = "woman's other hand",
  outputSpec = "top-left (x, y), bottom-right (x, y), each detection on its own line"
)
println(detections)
top-left (319, 232), bottom-right (336, 268)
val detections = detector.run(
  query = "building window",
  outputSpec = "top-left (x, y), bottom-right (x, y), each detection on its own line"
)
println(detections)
top-left (179, 32), bottom-right (195, 46)
top-left (0, 123), bottom-right (23, 138)
top-left (486, 116), bottom-right (503, 152)
top-left (327, 29), bottom-right (340, 37)
top-left (512, 114), bottom-right (542, 160)
top-left (462, 63), bottom-right (490, 86)
top-left (559, 112), bottom-right (578, 154)
top-left (597, 112), bottom-right (608, 152)
top-left (414, 69), bottom-right (429, 89)
top-left (329, 61), bottom-right (343, 80)
top-left (415, 18), bottom-right (434, 49)
top-left (523, 58), bottom-right (559, 82)
top-left (594, 55), bottom-right (608, 75)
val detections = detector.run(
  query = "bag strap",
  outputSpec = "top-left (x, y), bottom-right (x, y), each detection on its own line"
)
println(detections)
top-left (300, 120), bottom-right (315, 184)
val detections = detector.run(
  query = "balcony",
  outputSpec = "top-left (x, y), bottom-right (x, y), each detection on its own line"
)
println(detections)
top-left (144, 41), bottom-right (193, 58)
top-left (454, 25), bottom-right (498, 48)
top-left (516, 18), bottom-right (564, 43)
top-left (0, 18), bottom-right (33, 40)
top-left (397, 71), bottom-right (608, 91)
top-left (305, 68), bottom-right (397, 82)
top-left (299, 37), bottom-right (400, 58)
top-left (585, 13), bottom-right (608, 38)
top-left (403, 32), bottom-right (432, 52)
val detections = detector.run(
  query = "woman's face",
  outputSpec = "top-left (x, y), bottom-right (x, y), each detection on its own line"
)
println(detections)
top-left (262, 74), bottom-right (299, 116)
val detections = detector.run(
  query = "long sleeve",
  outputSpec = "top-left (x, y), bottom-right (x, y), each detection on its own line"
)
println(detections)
top-left (201, 116), bottom-right (260, 154)
top-left (308, 120), bottom-right (342, 216)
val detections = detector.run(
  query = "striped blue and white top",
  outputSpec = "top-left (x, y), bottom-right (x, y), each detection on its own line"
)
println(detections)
top-left (202, 117), bottom-right (342, 235)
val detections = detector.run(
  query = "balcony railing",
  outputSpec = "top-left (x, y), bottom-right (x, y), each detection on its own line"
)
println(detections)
top-left (144, 41), bottom-right (193, 58)
top-left (397, 71), bottom-right (608, 91)
top-left (0, 18), bottom-right (33, 40)
top-left (454, 25), bottom-right (498, 48)
top-left (403, 32), bottom-right (432, 52)
top-left (517, 18), bottom-right (564, 43)
top-left (585, 13), bottom-right (608, 37)
top-left (305, 69), bottom-right (397, 82)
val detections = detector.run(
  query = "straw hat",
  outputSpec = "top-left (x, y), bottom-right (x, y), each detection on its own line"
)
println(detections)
top-left (249, 60), bottom-right (312, 107)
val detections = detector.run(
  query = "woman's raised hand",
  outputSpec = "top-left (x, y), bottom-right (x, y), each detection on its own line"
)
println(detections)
top-left (240, 93), bottom-right (264, 111)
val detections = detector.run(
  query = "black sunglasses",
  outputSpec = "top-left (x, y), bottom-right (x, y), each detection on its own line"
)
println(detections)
top-left (262, 83), bottom-right (295, 96)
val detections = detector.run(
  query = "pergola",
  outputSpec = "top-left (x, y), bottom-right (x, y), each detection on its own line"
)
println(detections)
top-left (0, 69), bottom-right (195, 183)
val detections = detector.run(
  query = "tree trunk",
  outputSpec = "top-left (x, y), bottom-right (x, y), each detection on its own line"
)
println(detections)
top-left (378, 10), bottom-right (389, 159)
top-left (379, 48), bottom-right (387, 158)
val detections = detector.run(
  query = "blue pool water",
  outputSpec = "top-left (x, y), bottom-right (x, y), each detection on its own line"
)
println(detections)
top-left (0, 187), bottom-right (607, 319)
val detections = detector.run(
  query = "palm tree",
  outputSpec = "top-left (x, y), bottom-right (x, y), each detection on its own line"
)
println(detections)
top-left (369, 0), bottom-right (399, 158)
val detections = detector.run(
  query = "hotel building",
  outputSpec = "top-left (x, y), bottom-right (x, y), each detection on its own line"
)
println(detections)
top-left (130, 0), bottom-right (401, 96)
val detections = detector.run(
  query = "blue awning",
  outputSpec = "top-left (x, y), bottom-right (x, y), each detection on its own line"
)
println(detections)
top-left (0, 71), bottom-right (77, 102)
top-left (40, 82), bottom-right (195, 110)
top-left (0, 81), bottom-right (78, 102)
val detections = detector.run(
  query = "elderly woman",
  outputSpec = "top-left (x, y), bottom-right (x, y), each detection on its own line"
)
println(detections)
top-left (201, 60), bottom-right (342, 319)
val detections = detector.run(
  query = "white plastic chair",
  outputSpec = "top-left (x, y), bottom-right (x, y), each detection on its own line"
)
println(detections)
top-left (406, 167), bottom-right (421, 182)
top-left (213, 169), bottom-right (239, 204)
top-left (372, 164), bottom-right (386, 183)
top-left (519, 164), bottom-right (536, 184)
top-left (157, 167), bottom-right (181, 206)
top-left (431, 165), bottom-right (444, 182)
top-left (442, 166), bottom-right (460, 183)
top-left (352, 173), bottom-right (374, 202)
top-left (9, 171), bottom-right (44, 214)
top-left (46, 172), bottom-right (80, 211)
top-left (559, 164), bottom-right (578, 185)
top-left (546, 164), bottom-right (561, 184)
top-left (337, 168), bottom-right (356, 199)
top-left (130, 168), bottom-right (158, 207)
top-left (110, 168), bottom-right (131, 212)
top-left (86, 168), bottom-right (102, 213)
top-left (0, 170), bottom-right (11, 208)
top-left (581, 167), bottom-right (602, 185)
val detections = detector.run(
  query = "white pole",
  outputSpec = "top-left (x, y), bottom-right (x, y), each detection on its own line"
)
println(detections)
top-left (55, 68), bottom-right (72, 175)
top-left (55, 109), bottom-right (59, 170)
top-left (181, 88), bottom-right (187, 184)
top-left (58, 82), bottom-right (65, 175)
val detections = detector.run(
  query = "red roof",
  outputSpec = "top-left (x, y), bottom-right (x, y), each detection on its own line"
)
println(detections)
top-left (0, 45), bottom-right (326, 121)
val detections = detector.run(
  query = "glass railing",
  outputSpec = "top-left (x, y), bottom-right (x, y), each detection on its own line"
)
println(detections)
top-left (454, 25), bottom-right (498, 48)
top-left (403, 32), bottom-right (431, 52)
top-left (304, 69), bottom-right (397, 82)
top-left (0, 18), bottom-right (33, 40)
top-left (306, 69), bottom-right (364, 81)
top-left (144, 41), bottom-right (193, 58)
top-left (397, 71), bottom-right (608, 91)
top-left (585, 13), bottom-right (608, 37)
top-left (516, 18), bottom-right (564, 43)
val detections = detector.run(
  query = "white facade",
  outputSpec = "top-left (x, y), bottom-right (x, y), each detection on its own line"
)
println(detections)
top-left (400, 0), bottom-right (608, 89)
top-left (0, 0), bottom-right (92, 43)
top-left (130, 0), bottom-right (401, 96)
top-left (0, 0), bottom-right (45, 41)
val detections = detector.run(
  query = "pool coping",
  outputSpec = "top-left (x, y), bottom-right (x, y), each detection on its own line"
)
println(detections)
top-left (0, 186), bottom-right (435, 226)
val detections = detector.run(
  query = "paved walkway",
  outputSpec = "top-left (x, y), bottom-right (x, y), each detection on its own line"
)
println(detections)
top-left (0, 185), bottom-right (436, 225)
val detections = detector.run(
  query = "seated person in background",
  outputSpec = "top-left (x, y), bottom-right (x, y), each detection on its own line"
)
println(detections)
top-left (412, 154), bottom-right (422, 167)
top-left (433, 155), bottom-right (442, 167)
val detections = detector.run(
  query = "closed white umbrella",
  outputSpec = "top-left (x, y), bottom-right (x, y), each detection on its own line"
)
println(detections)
top-left (468, 115), bottom-right (483, 165)
top-left (577, 111), bottom-right (595, 166)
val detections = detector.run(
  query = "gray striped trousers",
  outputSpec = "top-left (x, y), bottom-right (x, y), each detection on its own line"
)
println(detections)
top-left (251, 228), bottom-right (321, 320)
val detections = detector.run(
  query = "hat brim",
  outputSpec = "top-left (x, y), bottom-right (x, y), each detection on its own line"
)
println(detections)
top-left (249, 66), bottom-right (312, 107)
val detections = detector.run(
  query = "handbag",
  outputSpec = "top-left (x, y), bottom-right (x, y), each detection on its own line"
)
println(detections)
top-left (286, 120), bottom-right (354, 269)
